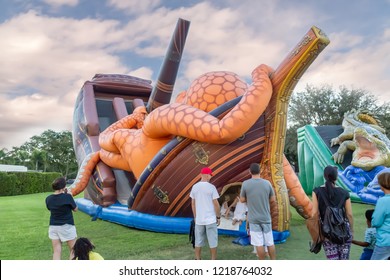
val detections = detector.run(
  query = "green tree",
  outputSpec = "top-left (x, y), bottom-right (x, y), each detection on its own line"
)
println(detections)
top-left (22, 130), bottom-right (77, 177)
top-left (2, 130), bottom-right (78, 177)
top-left (0, 148), bottom-right (15, 165)
top-left (14, 149), bottom-right (31, 167)
top-left (285, 85), bottom-right (390, 169)
top-left (0, 149), bottom-right (7, 163)
top-left (30, 149), bottom-right (48, 171)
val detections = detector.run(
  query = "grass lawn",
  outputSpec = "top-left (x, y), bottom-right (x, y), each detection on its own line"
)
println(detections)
top-left (0, 192), bottom-right (373, 260)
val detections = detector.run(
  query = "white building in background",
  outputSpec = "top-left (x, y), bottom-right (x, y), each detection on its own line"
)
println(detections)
top-left (0, 164), bottom-right (28, 172)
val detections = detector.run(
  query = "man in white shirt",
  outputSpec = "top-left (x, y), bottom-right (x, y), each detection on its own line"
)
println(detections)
top-left (190, 167), bottom-right (221, 260)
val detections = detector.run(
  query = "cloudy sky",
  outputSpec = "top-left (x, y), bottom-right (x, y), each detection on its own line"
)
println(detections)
top-left (1, 0), bottom-right (389, 150)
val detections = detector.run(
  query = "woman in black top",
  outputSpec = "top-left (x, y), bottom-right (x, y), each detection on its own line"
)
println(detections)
top-left (312, 165), bottom-right (354, 260)
top-left (46, 177), bottom-right (78, 259)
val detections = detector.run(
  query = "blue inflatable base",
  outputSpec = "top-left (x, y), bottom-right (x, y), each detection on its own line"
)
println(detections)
top-left (232, 231), bottom-right (289, 246)
top-left (76, 198), bottom-right (290, 242)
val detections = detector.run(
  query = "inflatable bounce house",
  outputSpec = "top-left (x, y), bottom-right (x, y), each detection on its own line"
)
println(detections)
top-left (298, 110), bottom-right (390, 205)
top-left (69, 18), bottom-right (331, 243)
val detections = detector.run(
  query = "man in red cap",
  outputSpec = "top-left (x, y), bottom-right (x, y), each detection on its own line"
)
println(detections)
top-left (190, 167), bottom-right (220, 260)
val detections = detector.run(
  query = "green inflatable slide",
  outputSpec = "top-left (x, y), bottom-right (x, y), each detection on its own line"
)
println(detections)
top-left (297, 125), bottom-right (362, 202)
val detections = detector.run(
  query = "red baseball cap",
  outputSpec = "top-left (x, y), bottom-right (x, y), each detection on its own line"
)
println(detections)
top-left (200, 167), bottom-right (213, 176)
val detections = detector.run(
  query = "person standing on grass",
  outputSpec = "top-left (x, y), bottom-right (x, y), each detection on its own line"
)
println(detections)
top-left (370, 172), bottom-right (390, 260)
top-left (352, 209), bottom-right (376, 260)
top-left (312, 165), bottom-right (354, 260)
top-left (46, 177), bottom-right (78, 260)
top-left (240, 163), bottom-right (276, 260)
top-left (190, 167), bottom-right (220, 260)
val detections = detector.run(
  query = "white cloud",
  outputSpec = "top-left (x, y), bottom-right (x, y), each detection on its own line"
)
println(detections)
top-left (116, 2), bottom-right (288, 88)
top-left (383, 27), bottom-right (390, 39)
top-left (0, 10), bottom-right (132, 148)
top-left (107, 0), bottom-right (161, 14)
top-left (42, 0), bottom-right (79, 8)
top-left (297, 30), bottom-right (390, 104)
top-left (327, 32), bottom-right (365, 49)
top-left (0, 93), bottom-right (73, 149)
top-left (0, 11), bottom-right (131, 92)
top-left (127, 67), bottom-right (153, 81)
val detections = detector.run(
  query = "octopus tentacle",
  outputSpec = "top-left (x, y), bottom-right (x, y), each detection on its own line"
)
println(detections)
top-left (282, 155), bottom-right (312, 218)
top-left (99, 106), bottom-right (147, 152)
top-left (99, 150), bottom-right (130, 170)
top-left (143, 64), bottom-right (273, 143)
top-left (68, 151), bottom-right (100, 196)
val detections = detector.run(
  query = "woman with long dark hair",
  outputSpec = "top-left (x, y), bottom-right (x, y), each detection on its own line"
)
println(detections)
top-left (312, 165), bottom-right (354, 259)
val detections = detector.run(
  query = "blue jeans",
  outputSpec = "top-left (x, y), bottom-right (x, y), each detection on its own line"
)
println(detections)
top-left (360, 248), bottom-right (373, 260)
top-left (370, 245), bottom-right (390, 260)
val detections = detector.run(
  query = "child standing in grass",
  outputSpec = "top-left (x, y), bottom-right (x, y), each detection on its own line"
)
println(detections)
top-left (352, 209), bottom-right (376, 260)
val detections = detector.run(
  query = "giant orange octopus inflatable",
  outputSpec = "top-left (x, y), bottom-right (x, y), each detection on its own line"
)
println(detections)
top-left (69, 18), bottom-right (330, 240)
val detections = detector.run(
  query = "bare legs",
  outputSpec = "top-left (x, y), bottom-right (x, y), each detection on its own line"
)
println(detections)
top-left (267, 245), bottom-right (276, 260)
top-left (195, 246), bottom-right (217, 260)
top-left (255, 245), bottom-right (276, 260)
top-left (210, 247), bottom-right (217, 260)
top-left (51, 239), bottom-right (62, 260)
top-left (194, 247), bottom-right (201, 260)
top-left (51, 238), bottom-right (76, 260)
top-left (67, 239), bottom-right (76, 260)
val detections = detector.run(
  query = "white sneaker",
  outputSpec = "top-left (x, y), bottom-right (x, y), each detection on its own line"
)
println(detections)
top-left (252, 247), bottom-right (257, 254)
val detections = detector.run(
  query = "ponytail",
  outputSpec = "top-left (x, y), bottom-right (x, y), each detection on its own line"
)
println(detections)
top-left (323, 165), bottom-right (338, 200)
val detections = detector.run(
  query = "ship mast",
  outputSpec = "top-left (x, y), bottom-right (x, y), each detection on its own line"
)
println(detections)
top-left (146, 18), bottom-right (190, 112)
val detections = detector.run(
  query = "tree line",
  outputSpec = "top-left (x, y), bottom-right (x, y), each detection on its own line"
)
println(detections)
top-left (0, 85), bottom-right (389, 178)
top-left (0, 130), bottom-right (78, 178)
